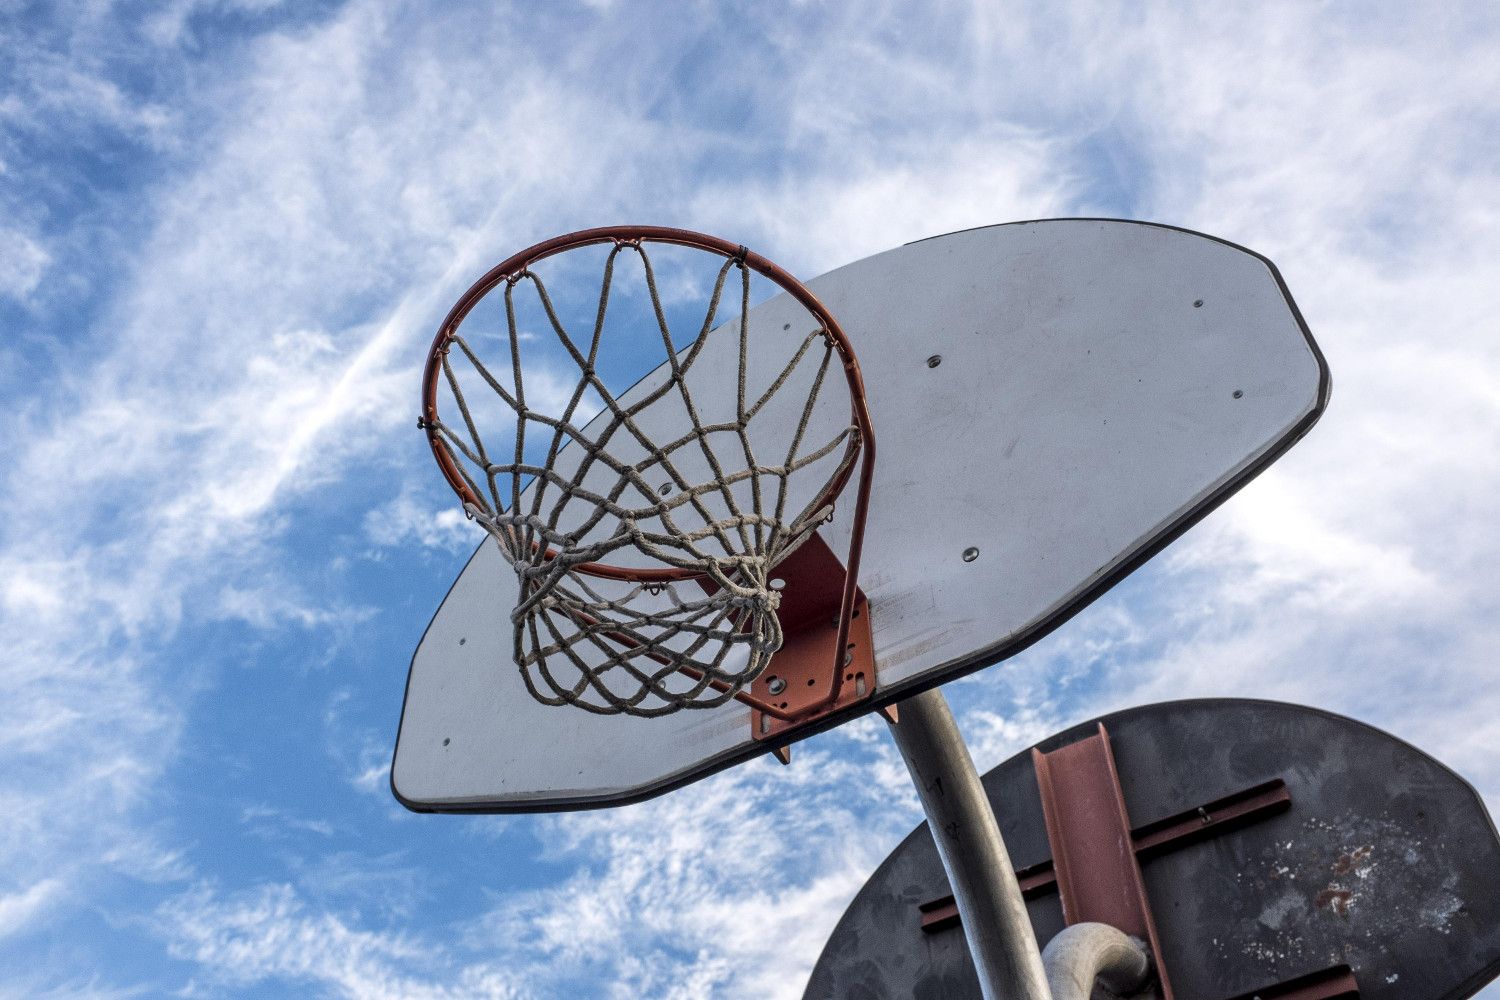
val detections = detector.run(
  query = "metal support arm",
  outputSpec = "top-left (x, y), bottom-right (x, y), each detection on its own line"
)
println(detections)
top-left (887, 687), bottom-right (1052, 1000)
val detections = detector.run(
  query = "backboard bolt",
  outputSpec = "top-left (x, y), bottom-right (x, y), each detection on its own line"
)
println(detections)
top-left (1194, 299), bottom-right (1204, 308)
top-left (658, 482), bottom-right (672, 495)
top-left (962, 547), bottom-right (980, 562)
top-left (927, 354), bottom-right (943, 368)
top-left (1233, 389), bottom-right (1244, 399)
top-left (767, 676), bottom-right (787, 695)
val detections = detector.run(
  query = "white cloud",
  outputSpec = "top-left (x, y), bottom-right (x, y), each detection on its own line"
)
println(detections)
top-left (0, 978), bottom-right (149, 1000)
top-left (0, 60), bottom-right (175, 149)
top-left (351, 755), bottom-right (391, 797)
top-left (362, 492), bottom-right (478, 553)
top-left (158, 883), bottom-right (525, 1000)
top-left (468, 742), bottom-right (919, 1000)
top-left (0, 879), bottom-right (65, 939)
top-left (145, 0), bottom-right (290, 49)
top-left (98, 834), bottom-right (195, 885)
top-left (240, 804), bottom-right (336, 839)
top-left (1166, 481), bottom-right (1439, 617)
top-left (213, 586), bottom-right (375, 633)
top-left (0, 227), bottom-right (50, 301)
top-left (694, 131), bottom-right (1072, 275)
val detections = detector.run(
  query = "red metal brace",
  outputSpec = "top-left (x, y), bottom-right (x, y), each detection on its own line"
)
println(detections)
top-left (744, 532), bottom-right (876, 744)
top-left (1033, 723), bottom-right (1176, 999)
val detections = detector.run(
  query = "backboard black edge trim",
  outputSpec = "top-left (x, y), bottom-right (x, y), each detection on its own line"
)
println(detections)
top-left (1454, 960), bottom-right (1500, 1000)
top-left (390, 538), bottom-right (491, 814)
top-left (395, 219), bottom-right (1335, 814)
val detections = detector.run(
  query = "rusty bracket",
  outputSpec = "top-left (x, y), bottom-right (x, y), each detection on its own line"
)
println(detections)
top-left (918, 777), bottom-right (1291, 932)
top-left (747, 532), bottom-right (876, 742)
top-left (1133, 777), bottom-right (1292, 861)
top-left (1222, 964), bottom-right (1360, 1000)
top-left (1032, 724), bottom-right (1175, 999)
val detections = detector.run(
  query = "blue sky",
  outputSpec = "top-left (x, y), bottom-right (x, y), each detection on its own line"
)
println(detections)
top-left (3, 1), bottom-right (1499, 997)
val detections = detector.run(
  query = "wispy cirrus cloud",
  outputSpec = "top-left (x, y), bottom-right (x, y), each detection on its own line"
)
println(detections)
top-left (158, 883), bottom-right (525, 1000)
top-left (0, 227), bottom-right (50, 301)
top-left (362, 492), bottom-right (478, 554)
top-left (0, 879), bottom-right (65, 940)
top-left (154, 737), bottom-right (916, 999)
top-left (489, 743), bottom-right (917, 1000)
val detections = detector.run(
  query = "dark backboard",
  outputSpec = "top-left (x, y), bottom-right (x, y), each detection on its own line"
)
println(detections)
top-left (804, 699), bottom-right (1500, 1000)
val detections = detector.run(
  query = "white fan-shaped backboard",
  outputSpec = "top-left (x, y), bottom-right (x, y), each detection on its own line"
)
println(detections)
top-left (392, 219), bottom-right (1329, 812)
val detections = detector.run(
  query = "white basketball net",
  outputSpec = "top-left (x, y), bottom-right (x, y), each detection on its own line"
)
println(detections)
top-left (427, 240), bottom-right (861, 716)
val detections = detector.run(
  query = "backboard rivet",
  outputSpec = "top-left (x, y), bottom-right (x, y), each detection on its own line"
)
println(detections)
top-left (1233, 389), bottom-right (1244, 399)
top-left (962, 546), bottom-right (980, 562)
top-left (927, 354), bottom-right (943, 368)
top-left (658, 482), bottom-right (672, 495)
top-left (1194, 299), bottom-right (1204, 308)
top-left (767, 676), bottom-right (787, 695)
top-left (442, 737), bottom-right (450, 747)
top-left (459, 638), bottom-right (466, 645)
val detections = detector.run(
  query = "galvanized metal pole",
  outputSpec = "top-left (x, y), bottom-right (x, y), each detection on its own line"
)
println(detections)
top-left (887, 687), bottom-right (1052, 1000)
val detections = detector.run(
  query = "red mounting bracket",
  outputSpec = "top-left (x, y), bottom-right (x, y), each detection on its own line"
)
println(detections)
top-left (746, 532), bottom-right (876, 744)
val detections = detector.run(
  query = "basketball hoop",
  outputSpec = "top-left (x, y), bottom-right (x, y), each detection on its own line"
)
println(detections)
top-left (421, 226), bottom-right (876, 724)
